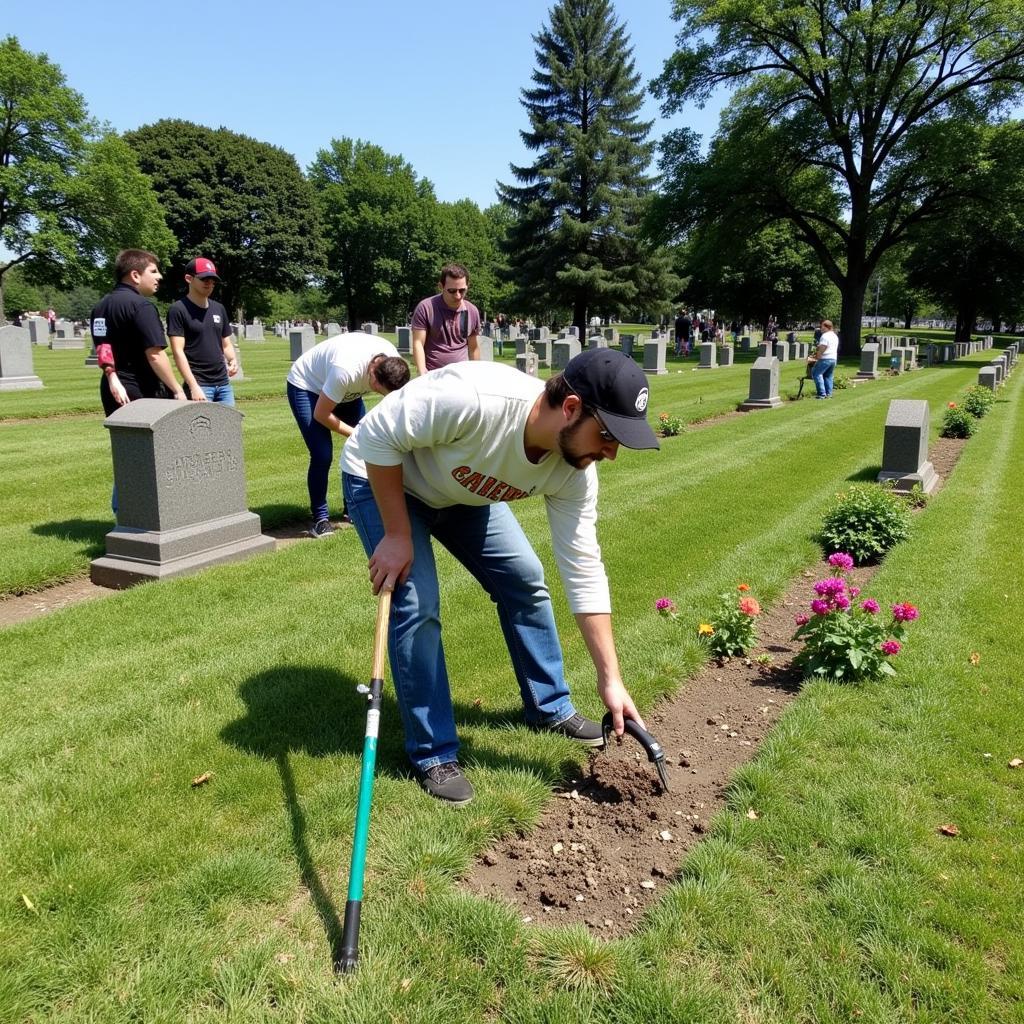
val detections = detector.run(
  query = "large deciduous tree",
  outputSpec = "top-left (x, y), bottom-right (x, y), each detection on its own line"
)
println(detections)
top-left (0, 36), bottom-right (173, 322)
top-left (652, 0), bottom-right (1024, 354)
top-left (904, 121), bottom-right (1024, 339)
top-left (308, 138), bottom-right (439, 329)
top-left (125, 120), bottom-right (321, 317)
top-left (499, 0), bottom-right (663, 333)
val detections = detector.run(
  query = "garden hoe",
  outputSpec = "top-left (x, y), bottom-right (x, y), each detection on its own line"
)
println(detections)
top-left (336, 588), bottom-right (391, 974)
top-left (601, 712), bottom-right (670, 792)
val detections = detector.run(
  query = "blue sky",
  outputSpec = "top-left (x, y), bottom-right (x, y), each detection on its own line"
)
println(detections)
top-left (6, 0), bottom-right (727, 208)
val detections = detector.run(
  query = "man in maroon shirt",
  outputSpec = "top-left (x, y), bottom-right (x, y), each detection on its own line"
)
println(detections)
top-left (411, 262), bottom-right (481, 375)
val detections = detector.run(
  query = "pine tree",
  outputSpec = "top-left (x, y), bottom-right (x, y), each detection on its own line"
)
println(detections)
top-left (499, 0), bottom-right (656, 333)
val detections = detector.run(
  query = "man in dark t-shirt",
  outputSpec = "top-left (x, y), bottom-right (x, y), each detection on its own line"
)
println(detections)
top-left (167, 257), bottom-right (238, 405)
top-left (674, 310), bottom-right (692, 357)
top-left (92, 249), bottom-right (185, 416)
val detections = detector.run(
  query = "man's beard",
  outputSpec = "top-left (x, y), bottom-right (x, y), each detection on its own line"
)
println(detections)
top-left (557, 415), bottom-right (603, 470)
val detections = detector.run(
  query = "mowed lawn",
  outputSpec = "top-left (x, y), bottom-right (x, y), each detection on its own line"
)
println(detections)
top-left (1, 342), bottom-right (1021, 1022)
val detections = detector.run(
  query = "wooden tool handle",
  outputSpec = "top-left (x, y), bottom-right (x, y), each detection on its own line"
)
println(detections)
top-left (372, 589), bottom-right (392, 680)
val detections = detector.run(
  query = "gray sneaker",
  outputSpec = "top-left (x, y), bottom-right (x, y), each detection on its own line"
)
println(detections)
top-left (539, 712), bottom-right (604, 747)
top-left (415, 762), bottom-right (474, 805)
top-left (309, 518), bottom-right (335, 538)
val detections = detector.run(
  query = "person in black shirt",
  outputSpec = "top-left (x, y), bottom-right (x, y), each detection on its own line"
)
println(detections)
top-left (167, 257), bottom-right (238, 404)
top-left (91, 249), bottom-right (185, 415)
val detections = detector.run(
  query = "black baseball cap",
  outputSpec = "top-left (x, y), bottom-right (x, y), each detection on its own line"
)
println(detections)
top-left (562, 348), bottom-right (660, 450)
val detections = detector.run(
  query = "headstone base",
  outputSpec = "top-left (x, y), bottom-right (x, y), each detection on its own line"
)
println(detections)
top-left (90, 510), bottom-right (274, 589)
top-left (876, 464), bottom-right (938, 494)
top-left (738, 396), bottom-right (784, 411)
top-left (0, 375), bottom-right (44, 391)
top-left (854, 370), bottom-right (880, 380)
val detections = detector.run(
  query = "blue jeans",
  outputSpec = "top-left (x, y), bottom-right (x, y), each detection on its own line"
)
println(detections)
top-left (811, 358), bottom-right (836, 397)
top-left (198, 382), bottom-right (235, 405)
top-left (288, 384), bottom-right (365, 520)
top-left (342, 473), bottom-right (577, 770)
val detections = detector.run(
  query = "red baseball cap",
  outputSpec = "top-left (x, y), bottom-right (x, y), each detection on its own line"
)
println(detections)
top-left (185, 257), bottom-right (221, 281)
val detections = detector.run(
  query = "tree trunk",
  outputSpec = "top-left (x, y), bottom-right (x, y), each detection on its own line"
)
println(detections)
top-left (839, 276), bottom-right (867, 359)
top-left (573, 295), bottom-right (587, 339)
top-left (955, 303), bottom-right (976, 346)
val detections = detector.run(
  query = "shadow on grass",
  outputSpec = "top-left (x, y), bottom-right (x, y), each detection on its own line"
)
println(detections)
top-left (250, 501), bottom-right (310, 530)
top-left (846, 465), bottom-right (883, 483)
top-left (31, 518), bottom-right (109, 556)
top-left (220, 665), bottom-right (570, 960)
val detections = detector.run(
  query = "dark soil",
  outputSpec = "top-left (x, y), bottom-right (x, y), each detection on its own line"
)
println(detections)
top-left (464, 437), bottom-right (967, 937)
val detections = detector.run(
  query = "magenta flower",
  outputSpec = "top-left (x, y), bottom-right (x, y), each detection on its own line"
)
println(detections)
top-left (891, 602), bottom-right (919, 622)
top-left (881, 640), bottom-right (902, 655)
top-left (828, 552), bottom-right (855, 572)
top-left (834, 594), bottom-right (851, 611)
top-left (861, 599), bottom-right (880, 614)
top-left (810, 599), bottom-right (831, 616)
top-left (849, 586), bottom-right (861, 598)
top-left (813, 577), bottom-right (847, 599)
top-left (795, 613), bottom-right (810, 626)
top-left (655, 598), bottom-right (676, 612)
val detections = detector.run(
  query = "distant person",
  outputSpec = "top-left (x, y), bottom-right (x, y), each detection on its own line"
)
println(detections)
top-left (47, 307), bottom-right (56, 335)
top-left (286, 332), bottom-right (410, 537)
top-left (411, 263), bottom-right (481, 375)
top-left (167, 258), bottom-right (238, 405)
top-left (674, 309), bottom-right (691, 357)
top-left (810, 319), bottom-right (839, 399)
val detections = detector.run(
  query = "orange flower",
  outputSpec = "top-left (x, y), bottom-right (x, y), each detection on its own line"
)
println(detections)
top-left (737, 583), bottom-right (751, 592)
top-left (948, 402), bottom-right (957, 408)
top-left (738, 597), bottom-right (761, 617)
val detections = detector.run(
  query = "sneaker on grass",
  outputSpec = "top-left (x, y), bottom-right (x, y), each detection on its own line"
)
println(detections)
top-left (536, 712), bottom-right (604, 747)
top-left (309, 519), bottom-right (335, 538)
top-left (415, 761), bottom-right (474, 805)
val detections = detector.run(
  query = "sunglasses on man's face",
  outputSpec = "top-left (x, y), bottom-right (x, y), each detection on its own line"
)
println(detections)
top-left (590, 407), bottom-right (614, 442)
top-left (445, 287), bottom-right (468, 295)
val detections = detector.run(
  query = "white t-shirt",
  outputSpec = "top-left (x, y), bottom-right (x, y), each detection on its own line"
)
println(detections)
top-left (342, 361), bottom-right (610, 614)
top-left (287, 333), bottom-right (399, 403)
top-left (818, 330), bottom-right (839, 360)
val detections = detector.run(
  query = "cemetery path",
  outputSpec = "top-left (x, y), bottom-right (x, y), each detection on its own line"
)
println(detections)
top-left (464, 436), bottom-right (967, 938)
top-left (0, 521), bottom-right (353, 629)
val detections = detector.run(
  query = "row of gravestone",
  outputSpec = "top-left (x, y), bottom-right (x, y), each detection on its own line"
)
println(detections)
top-left (979, 342), bottom-right (1018, 389)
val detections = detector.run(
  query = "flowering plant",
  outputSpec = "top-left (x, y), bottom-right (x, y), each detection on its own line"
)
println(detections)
top-left (793, 553), bottom-right (918, 680)
top-left (657, 411), bottom-right (685, 437)
top-left (940, 401), bottom-right (976, 438)
top-left (656, 585), bottom-right (761, 657)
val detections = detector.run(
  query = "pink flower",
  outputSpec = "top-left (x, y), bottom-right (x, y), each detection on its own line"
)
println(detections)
top-left (828, 552), bottom-right (854, 572)
top-left (861, 599), bottom-right (879, 614)
top-left (834, 594), bottom-right (851, 611)
top-left (738, 597), bottom-right (761, 617)
top-left (881, 640), bottom-right (902, 655)
top-left (849, 587), bottom-right (861, 598)
top-left (795, 613), bottom-right (810, 626)
top-left (810, 599), bottom-right (831, 616)
top-left (891, 602), bottom-right (919, 622)
top-left (655, 598), bottom-right (675, 612)
top-left (813, 577), bottom-right (847, 599)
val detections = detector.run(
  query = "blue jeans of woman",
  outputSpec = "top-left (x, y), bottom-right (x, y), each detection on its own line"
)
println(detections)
top-left (342, 472), bottom-right (577, 771)
top-left (811, 358), bottom-right (836, 397)
top-left (287, 383), bottom-right (365, 520)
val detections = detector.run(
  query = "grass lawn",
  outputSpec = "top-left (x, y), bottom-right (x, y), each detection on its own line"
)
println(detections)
top-left (1, 336), bottom-right (1021, 1021)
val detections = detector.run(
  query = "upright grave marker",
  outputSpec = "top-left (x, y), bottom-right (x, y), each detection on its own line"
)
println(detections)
top-left (697, 342), bottom-right (717, 370)
top-left (289, 327), bottom-right (316, 361)
top-left (0, 325), bottom-right (44, 390)
top-left (855, 343), bottom-right (880, 380)
top-left (643, 338), bottom-right (667, 375)
top-left (739, 356), bottom-right (783, 411)
top-left (552, 339), bottom-right (581, 369)
top-left (876, 399), bottom-right (938, 493)
top-left (90, 401), bottom-right (274, 588)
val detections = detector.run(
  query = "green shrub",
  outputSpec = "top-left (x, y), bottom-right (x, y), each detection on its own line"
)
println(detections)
top-left (940, 402), bottom-right (976, 438)
top-left (962, 385), bottom-right (995, 419)
top-left (832, 374), bottom-right (851, 390)
top-left (820, 484), bottom-right (911, 564)
top-left (656, 412), bottom-right (685, 437)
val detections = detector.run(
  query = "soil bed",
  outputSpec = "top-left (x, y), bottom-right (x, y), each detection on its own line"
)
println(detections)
top-left (465, 437), bottom-right (965, 937)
